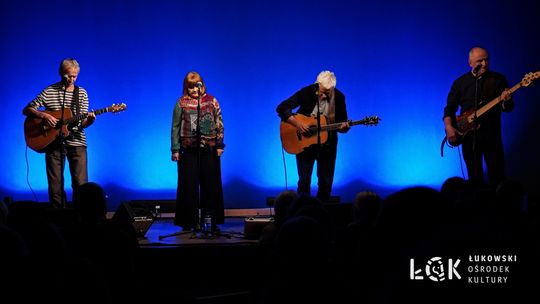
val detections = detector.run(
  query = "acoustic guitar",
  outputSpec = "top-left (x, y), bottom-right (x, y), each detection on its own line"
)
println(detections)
top-left (447, 71), bottom-right (539, 147)
top-left (24, 103), bottom-right (127, 153)
top-left (280, 113), bottom-right (380, 154)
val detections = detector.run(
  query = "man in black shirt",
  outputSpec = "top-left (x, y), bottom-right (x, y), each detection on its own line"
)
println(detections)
top-left (443, 47), bottom-right (513, 188)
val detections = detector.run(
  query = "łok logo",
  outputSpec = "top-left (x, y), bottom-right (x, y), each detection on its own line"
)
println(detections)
top-left (410, 257), bottom-right (461, 281)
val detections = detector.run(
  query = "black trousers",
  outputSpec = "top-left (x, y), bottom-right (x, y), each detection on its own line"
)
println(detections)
top-left (175, 148), bottom-right (225, 229)
top-left (45, 142), bottom-right (88, 208)
top-left (462, 131), bottom-right (505, 188)
top-left (295, 139), bottom-right (338, 203)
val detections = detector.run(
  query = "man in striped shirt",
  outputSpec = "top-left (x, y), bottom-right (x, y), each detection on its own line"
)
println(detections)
top-left (23, 58), bottom-right (96, 208)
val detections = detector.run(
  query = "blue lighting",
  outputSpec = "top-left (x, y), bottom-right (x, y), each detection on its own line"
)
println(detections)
top-left (2, 0), bottom-right (539, 210)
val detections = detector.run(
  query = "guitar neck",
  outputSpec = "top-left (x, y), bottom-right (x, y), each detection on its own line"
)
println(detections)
top-left (471, 82), bottom-right (521, 119)
top-left (321, 119), bottom-right (365, 131)
top-left (65, 107), bottom-right (109, 124)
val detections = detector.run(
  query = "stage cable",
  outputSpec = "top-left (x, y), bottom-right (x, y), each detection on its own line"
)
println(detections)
top-left (25, 145), bottom-right (38, 202)
top-left (458, 146), bottom-right (466, 179)
top-left (270, 146), bottom-right (288, 218)
top-left (442, 138), bottom-right (467, 180)
top-left (281, 146), bottom-right (288, 190)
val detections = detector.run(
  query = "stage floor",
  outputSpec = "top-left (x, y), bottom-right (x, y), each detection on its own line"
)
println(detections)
top-left (134, 217), bottom-right (269, 303)
top-left (139, 217), bottom-right (263, 247)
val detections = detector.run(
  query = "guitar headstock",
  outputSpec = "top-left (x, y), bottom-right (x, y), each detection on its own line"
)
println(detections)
top-left (521, 71), bottom-right (540, 87)
top-left (109, 103), bottom-right (127, 113)
top-left (360, 115), bottom-right (380, 126)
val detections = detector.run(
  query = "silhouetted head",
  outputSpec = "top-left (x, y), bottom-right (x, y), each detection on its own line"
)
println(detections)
top-left (377, 186), bottom-right (445, 235)
top-left (73, 182), bottom-right (107, 225)
top-left (274, 215), bottom-right (330, 263)
top-left (273, 190), bottom-right (298, 226)
top-left (352, 190), bottom-right (382, 224)
top-left (441, 176), bottom-right (473, 205)
top-left (495, 179), bottom-right (525, 214)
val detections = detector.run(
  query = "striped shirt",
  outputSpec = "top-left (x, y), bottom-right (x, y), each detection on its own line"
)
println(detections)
top-left (27, 82), bottom-right (90, 147)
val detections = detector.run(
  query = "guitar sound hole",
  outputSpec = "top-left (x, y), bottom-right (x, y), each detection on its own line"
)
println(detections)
top-left (305, 127), bottom-right (317, 137)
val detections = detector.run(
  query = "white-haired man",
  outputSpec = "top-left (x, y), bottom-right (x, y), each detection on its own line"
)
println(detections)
top-left (276, 70), bottom-right (350, 202)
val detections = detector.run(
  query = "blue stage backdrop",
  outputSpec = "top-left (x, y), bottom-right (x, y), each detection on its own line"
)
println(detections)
top-left (2, 0), bottom-right (539, 211)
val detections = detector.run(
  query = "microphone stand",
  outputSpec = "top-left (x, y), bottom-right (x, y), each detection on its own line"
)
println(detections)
top-left (192, 86), bottom-right (230, 239)
top-left (58, 80), bottom-right (68, 208)
top-left (316, 86), bottom-right (321, 147)
top-left (313, 87), bottom-right (323, 202)
top-left (194, 85), bottom-right (207, 237)
top-left (472, 68), bottom-right (481, 187)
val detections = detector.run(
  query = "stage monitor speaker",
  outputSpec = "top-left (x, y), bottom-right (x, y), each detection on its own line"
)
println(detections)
top-left (244, 216), bottom-right (273, 240)
top-left (127, 199), bottom-right (176, 213)
top-left (112, 201), bottom-right (154, 238)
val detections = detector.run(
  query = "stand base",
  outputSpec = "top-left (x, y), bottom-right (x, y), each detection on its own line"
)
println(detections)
top-left (159, 227), bottom-right (231, 240)
top-left (189, 229), bottom-right (231, 239)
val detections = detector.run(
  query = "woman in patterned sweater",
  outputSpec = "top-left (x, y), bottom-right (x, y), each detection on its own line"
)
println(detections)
top-left (171, 71), bottom-right (225, 232)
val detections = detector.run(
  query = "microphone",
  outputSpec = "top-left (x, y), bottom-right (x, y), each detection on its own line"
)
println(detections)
top-left (195, 81), bottom-right (203, 88)
top-left (473, 64), bottom-right (482, 74)
top-left (61, 74), bottom-right (69, 89)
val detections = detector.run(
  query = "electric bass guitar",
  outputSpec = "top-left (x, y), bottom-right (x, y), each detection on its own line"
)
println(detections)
top-left (24, 103), bottom-right (127, 153)
top-left (447, 71), bottom-right (539, 147)
top-left (280, 113), bottom-right (380, 154)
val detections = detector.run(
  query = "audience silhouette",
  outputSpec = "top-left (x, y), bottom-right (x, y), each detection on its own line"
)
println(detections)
top-left (2, 178), bottom-right (538, 303)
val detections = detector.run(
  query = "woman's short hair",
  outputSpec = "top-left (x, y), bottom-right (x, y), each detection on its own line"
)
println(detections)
top-left (182, 71), bottom-right (206, 96)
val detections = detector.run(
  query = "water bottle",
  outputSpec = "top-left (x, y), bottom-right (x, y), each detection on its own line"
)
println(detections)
top-left (154, 204), bottom-right (161, 219)
top-left (203, 213), bottom-right (212, 233)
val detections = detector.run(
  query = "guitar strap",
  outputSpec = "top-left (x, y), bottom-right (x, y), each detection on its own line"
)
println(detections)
top-left (73, 86), bottom-right (82, 129)
top-left (73, 85), bottom-right (80, 116)
top-left (326, 91), bottom-right (336, 145)
top-left (327, 90), bottom-right (335, 124)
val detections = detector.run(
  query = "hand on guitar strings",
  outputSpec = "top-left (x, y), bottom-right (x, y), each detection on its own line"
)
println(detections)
top-left (41, 113), bottom-right (58, 127)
